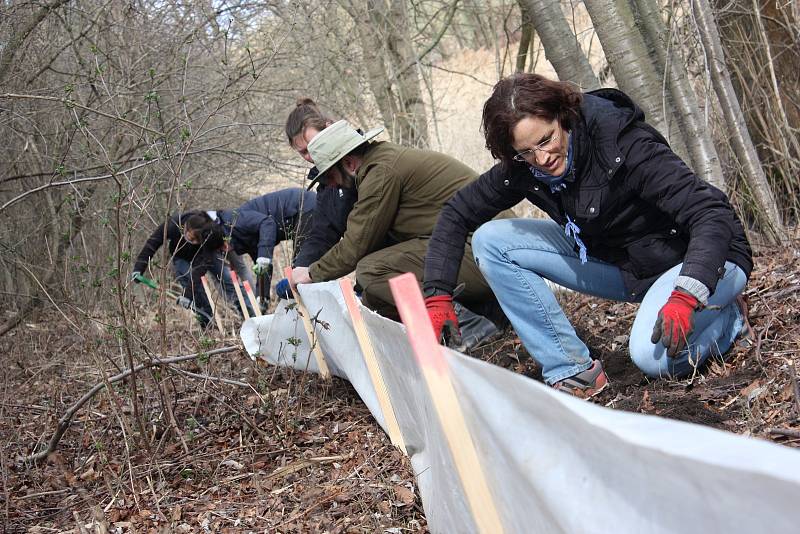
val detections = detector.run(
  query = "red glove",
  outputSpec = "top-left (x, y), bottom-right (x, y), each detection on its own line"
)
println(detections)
top-left (651, 289), bottom-right (701, 357)
top-left (425, 294), bottom-right (462, 347)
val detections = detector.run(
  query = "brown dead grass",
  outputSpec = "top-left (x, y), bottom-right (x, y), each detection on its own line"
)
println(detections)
top-left (0, 317), bottom-right (425, 532)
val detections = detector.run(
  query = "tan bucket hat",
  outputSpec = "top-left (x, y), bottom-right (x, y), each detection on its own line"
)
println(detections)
top-left (307, 120), bottom-right (384, 178)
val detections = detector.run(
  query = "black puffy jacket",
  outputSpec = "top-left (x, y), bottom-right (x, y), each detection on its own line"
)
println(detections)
top-left (424, 89), bottom-right (752, 299)
top-left (216, 209), bottom-right (275, 261)
top-left (239, 187), bottom-right (316, 242)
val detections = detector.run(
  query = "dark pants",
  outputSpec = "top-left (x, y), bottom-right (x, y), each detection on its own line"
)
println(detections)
top-left (173, 254), bottom-right (252, 325)
top-left (356, 237), bottom-right (496, 321)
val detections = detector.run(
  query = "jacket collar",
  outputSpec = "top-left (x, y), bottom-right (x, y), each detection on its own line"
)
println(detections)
top-left (576, 90), bottom-right (643, 180)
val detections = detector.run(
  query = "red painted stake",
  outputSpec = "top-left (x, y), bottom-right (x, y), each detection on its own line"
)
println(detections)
top-left (389, 272), bottom-right (503, 534)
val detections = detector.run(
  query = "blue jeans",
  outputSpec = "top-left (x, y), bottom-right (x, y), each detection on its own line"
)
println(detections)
top-left (471, 219), bottom-right (747, 383)
top-left (173, 255), bottom-right (253, 322)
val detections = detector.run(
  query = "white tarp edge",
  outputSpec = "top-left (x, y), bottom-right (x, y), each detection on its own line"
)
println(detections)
top-left (240, 281), bottom-right (800, 534)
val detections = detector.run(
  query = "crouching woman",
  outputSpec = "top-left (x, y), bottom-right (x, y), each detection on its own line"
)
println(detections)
top-left (423, 73), bottom-right (753, 397)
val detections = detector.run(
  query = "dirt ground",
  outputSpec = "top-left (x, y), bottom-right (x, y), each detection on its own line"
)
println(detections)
top-left (1, 246), bottom-right (798, 533)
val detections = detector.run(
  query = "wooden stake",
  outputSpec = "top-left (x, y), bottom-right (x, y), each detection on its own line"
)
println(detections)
top-left (389, 272), bottom-right (504, 534)
top-left (242, 280), bottom-right (262, 317)
top-left (200, 275), bottom-right (225, 332)
top-left (229, 271), bottom-right (251, 320)
top-left (285, 267), bottom-right (330, 379)
top-left (339, 279), bottom-right (406, 454)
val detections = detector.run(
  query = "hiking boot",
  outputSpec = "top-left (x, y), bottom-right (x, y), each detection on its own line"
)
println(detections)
top-left (451, 301), bottom-right (505, 352)
top-left (553, 359), bottom-right (609, 399)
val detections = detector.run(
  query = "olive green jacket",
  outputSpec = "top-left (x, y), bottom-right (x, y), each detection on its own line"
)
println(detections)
top-left (309, 142), bottom-right (480, 281)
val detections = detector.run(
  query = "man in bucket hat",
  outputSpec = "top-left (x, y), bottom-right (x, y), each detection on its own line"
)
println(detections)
top-left (290, 120), bottom-right (510, 350)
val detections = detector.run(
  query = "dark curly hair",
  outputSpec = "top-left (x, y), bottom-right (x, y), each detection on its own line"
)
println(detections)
top-left (184, 212), bottom-right (225, 252)
top-left (482, 73), bottom-right (583, 165)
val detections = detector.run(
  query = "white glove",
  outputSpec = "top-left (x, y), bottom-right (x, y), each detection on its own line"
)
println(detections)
top-left (253, 257), bottom-right (272, 275)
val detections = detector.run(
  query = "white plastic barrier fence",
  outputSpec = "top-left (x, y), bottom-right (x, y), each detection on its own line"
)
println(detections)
top-left (240, 280), bottom-right (800, 534)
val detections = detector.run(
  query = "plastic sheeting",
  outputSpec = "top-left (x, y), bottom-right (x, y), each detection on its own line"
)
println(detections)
top-left (240, 281), bottom-right (800, 534)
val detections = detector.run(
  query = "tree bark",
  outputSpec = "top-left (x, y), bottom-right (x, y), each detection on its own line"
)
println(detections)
top-left (632, 0), bottom-right (725, 190)
top-left (517, 0), bottom-right (599, 90)
top-left (692, 0), bottom-right (784, 243)
top-left (516, 3), bottom-right (535, 72)
top-left (352, 19), bottom-right (399, 136)
top-left (384, 0), bottom-right (430, 146)
top-left (352, 0), bottom-right (430, 147)
top-left (583, 0), bottom-right (689, 161)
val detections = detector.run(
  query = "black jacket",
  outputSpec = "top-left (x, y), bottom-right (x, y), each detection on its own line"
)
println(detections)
top-left (294, 167), bottom-right (359, 267)
top-left (424, 89), bottom-right (752, 299)
top-left (239, 187), bottom-right (316, 247)
top-left (216, 209), bottom-right (276, 261)
top-left (133, 211), bottom-right (206, 273)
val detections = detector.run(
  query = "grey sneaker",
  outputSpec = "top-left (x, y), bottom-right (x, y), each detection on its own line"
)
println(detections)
top-left (553, 359), bottom-right (609, 399)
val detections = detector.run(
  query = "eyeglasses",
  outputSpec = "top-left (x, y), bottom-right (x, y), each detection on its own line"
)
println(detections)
top-left (512, 128), bottom-right (561, 162)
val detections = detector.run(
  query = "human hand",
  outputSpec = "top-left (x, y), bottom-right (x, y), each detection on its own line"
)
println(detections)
top-left (289, 267), bottom-right (312, 298)
top-left (275, 278), bottom-right (292, 299)
top-left (290, 266), bottom-right (312, 286)
top-left (176, 296), bottom-right (193, 309)
top-left (425, 294), bottom-right (462, 347)
top-left (651, 289), bottom-right (701, 357)
top-left (131, 271), bottom-right (142, 283)
top-left (253, 257), bottom-right (271, 275)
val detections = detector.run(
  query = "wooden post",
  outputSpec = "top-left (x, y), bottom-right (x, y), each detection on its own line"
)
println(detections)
top-left (242, 280), bottom-right (262, 317)
top-left (200, 275), bottom-right (225, 332)
top-left (229, 271), bottom-right (251, 320)
top-left (339, 279), bottom-right (406, 454)
top-left (389, 272), bottom-right (504, 534)
top-left (285, 267), bottom-right (330, 380)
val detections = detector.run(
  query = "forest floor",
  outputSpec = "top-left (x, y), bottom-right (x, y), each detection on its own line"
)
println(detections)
top-left (1, 246), bottom-right (799, 533)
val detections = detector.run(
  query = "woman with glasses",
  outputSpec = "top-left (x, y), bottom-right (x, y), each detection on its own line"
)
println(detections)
top-left (422, 73), bottom-right (752, 397)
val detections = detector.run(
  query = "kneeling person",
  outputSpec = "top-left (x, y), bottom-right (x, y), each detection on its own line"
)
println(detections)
top-left (291, 120), bottom-right (507, 348)
top-left (131, 211), bottom-right (251, 327)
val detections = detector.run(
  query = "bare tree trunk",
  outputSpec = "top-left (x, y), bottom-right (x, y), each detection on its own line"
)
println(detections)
top-left (353, 19), bottom-right (401, 136)
top-left (381, 0), bottom-right (430, 146)
top-left (583, 0), bottom-right (689, 161)
top-left (692, 0), bottom-right (785, 243)
top-left (517, 0), bottom-right (599, 90)
top-left (516, 3), bottom-right (535, 72)
top-left (345, 0), bottom-right (429, 146)
top-left (633, 0), bottom-right (725, 190)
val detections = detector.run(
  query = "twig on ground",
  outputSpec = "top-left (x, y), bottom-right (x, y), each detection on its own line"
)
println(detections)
top-left (23, 346), bottom-right (239, 464)
top-left (768, 427), bottom-right (800, 439)
top-left (169, 367), bottom-right (250, 388)
top-left (790, 362), bottom-right (800, 418)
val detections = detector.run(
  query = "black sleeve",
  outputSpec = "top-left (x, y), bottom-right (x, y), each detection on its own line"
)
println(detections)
top-left (294, 184), bottom-right (356, 267)
top-left (229, 209), bottom-right (276, 260)
top-left (424, 164), bottom-right (526, 293)
top-left (622, 132), bottom-right (739, 293)
top-left (133, 222), bottom-right (170, 273)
